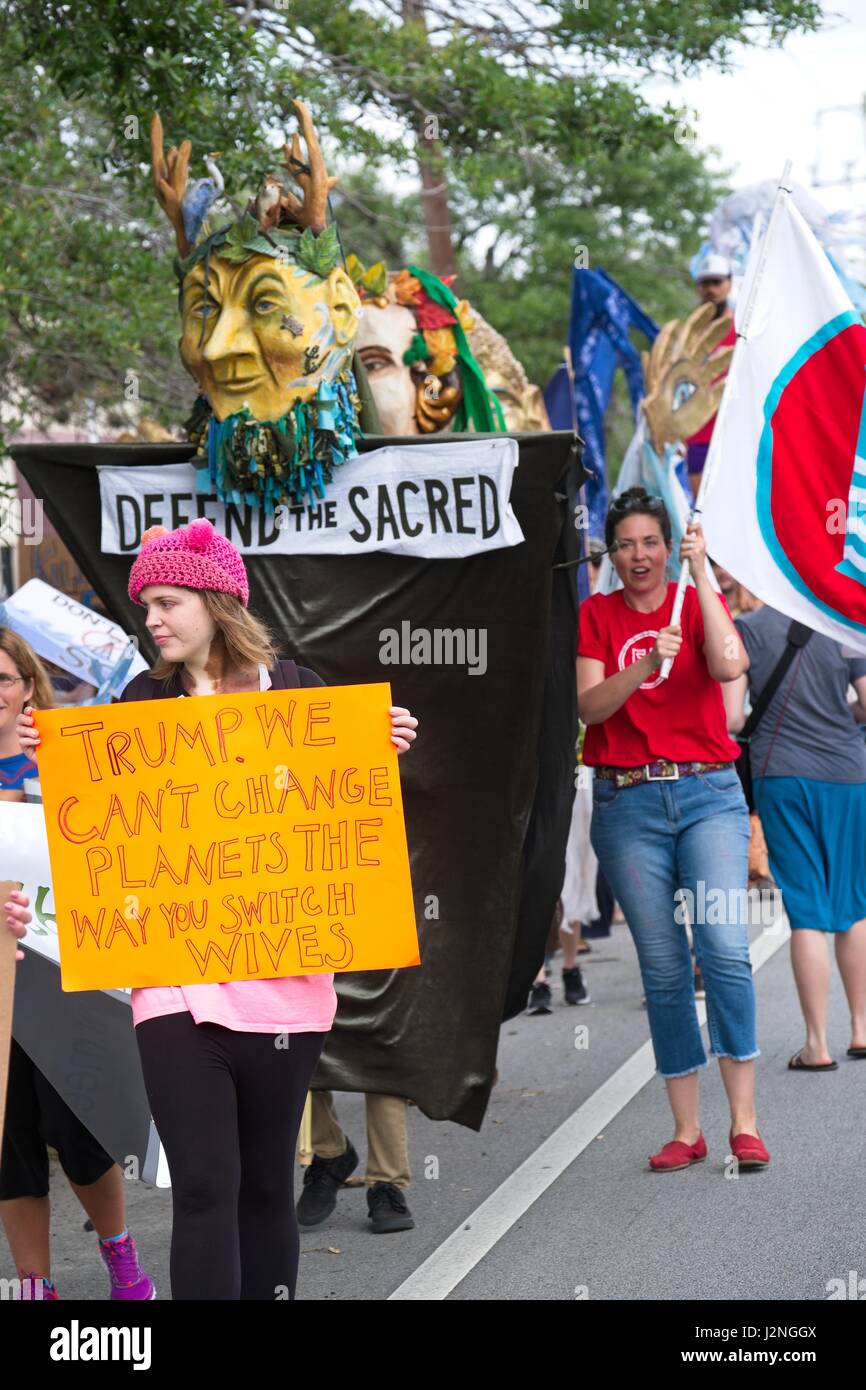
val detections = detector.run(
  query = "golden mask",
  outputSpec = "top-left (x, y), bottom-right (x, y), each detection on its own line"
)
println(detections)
top-left (178, 256), bottom-right (360, 423)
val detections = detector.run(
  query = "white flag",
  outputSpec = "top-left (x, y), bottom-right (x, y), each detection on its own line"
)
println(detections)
top-left (703, 195), bottom-right (866, 652)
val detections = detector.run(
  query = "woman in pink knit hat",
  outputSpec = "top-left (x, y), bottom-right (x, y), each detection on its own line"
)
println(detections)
top-left (17, 517), bottom-right (418, 1302)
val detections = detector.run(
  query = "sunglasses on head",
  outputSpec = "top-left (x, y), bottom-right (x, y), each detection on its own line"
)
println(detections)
top-left (609, 494), bottom-right (665, 513)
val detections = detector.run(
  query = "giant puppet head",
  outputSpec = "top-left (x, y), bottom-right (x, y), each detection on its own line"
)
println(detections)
top-left (466, 311), bottom-right (551, 433)
top-left (150, 101), bottom-right (362, 509)
top-left (347, 258), bottom-right (506, 436)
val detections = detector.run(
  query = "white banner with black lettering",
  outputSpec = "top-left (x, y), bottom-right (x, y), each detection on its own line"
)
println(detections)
top-left (98, 439), bottom-right (524, 558)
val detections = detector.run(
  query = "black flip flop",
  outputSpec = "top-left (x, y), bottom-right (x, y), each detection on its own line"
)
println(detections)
top-left (847, 1047), bottom-right (866, 1059)
top-left (788, 1051), bottom-right (838, 1071)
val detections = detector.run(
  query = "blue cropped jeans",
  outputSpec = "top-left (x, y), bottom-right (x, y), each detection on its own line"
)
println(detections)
top-left (589, 765), bottom-right (758, 1079)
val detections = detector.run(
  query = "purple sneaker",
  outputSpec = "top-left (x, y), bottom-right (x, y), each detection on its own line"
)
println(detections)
top-left (16, 1272), bottom-right (58, 1300)
top-left (99, 1235), bottom-right (155, 1300)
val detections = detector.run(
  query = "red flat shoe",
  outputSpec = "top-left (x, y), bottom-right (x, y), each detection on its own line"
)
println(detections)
top-left (648, 1133), bottom-right (707, 1172)
top-left (728, 1130), bottom-right (770, 1168)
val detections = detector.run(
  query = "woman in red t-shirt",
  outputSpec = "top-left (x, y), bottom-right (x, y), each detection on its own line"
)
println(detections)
top-left (577, 487), bottom-right (770, 1173)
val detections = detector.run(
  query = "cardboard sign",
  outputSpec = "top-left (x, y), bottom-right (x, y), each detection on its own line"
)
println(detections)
top-left (35, 684), bottom-right (419, 991)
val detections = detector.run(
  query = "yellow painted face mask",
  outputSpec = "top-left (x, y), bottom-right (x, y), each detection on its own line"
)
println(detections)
top-left (179, 255), bottom-right (360, 423)
top-left (150, 100), bottom-right (362, 509)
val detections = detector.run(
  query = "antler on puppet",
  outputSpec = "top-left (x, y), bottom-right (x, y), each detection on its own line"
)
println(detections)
top-left (150, 113), bottom-right (192, 257)
top-left (279, 99), bottom-right (338, 235)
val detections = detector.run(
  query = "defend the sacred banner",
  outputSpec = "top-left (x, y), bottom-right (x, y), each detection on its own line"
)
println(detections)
top-left (98, 440), bottom-right (524, 559)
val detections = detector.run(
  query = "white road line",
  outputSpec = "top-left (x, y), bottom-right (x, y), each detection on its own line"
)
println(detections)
top-left (388, 914), bottom-right (791, 1301)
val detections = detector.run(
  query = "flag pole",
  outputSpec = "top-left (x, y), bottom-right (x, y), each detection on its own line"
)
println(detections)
top-left (563, 345), bottom-right (579, 437)
top-left (658, 159), bottom-right (793, 681)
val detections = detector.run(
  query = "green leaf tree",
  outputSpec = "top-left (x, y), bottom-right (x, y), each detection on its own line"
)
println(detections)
top-left (0, 0), bottom-right (825, 446)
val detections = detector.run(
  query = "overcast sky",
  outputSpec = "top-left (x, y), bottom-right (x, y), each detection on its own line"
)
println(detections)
top-left (649, 0), bottom-right (866, 214)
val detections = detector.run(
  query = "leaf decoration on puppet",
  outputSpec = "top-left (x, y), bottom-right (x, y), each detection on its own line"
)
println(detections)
top-left (296, 225), bottom-right (340, 278)
top-left (347, 253), bottom-right (388, 297)
top-left (229, 212), bottom-right (261, 245)
top-left (217, 241), bottom-right (253, 263)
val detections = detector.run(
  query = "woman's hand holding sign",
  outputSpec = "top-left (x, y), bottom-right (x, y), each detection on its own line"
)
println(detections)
top-left (16, 706), bottom-right (39, 759)
top-left (389, 706), bottom-right (418, 754)
top-left (3, 891), bottom-right (31, 962)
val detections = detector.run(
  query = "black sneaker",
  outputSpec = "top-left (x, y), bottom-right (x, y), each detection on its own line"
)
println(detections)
top-left (296, 1140), bottom-right (359, 1227)
top-left (367, 1182), bottom-right (415, 1234)
top-left (527, 982), bottom-right (553, 1015)
top-left (562, 966), bottom-right (590, 1005)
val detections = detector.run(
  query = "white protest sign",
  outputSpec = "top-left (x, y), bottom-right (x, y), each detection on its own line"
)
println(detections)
top-left (0, 579), bottom-right (148, 698)
top-left (1, 801), bottom-right (63, 967)
top-left (98, 439), bottom-right (524, 559)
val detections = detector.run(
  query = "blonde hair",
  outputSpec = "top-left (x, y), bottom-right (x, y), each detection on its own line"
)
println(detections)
top-left (0, 628), bottom-right (55, 710)
top-left (150, 589), bottom-right (278, 684)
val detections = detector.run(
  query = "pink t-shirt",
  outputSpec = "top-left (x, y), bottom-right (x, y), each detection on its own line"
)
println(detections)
top-left (130, 664), bottom-right (337, 1034)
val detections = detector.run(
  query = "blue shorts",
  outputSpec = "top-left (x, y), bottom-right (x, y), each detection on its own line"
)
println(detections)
top-left (754, 776), bottom-right (866, 932)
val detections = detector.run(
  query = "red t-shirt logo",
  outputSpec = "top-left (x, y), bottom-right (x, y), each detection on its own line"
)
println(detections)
top-left (618, 630), bottom-right (664, 690)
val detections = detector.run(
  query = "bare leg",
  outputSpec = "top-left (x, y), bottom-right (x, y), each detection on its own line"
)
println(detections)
top-left (533, 903), bottom-right (564, 986)
top-left (560, 920), bottom-right (580, 970)
top-left (68, 1164), bottom-right (126, 1241)
top-left (717, 1057), bottom-right (759, 1137)
top-left (664, 1072), bottom-right (701, 1146)
top-left (789, 928), bottom-right (833, 1065)
top-left (834, 918), bottom-right (866, 1050)
top-left (0, 1196), bottom-right (51, 1277)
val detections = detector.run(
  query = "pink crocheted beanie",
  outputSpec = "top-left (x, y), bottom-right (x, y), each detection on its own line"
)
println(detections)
top-left (128, 518), bottom-right (250, 607)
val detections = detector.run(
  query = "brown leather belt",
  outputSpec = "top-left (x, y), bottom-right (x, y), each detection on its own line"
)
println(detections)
top-left (595, 759), bottom-right (731, 788)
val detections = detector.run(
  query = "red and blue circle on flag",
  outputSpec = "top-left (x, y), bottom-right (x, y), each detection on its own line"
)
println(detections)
top-left (757, 310), bottom-right (866, 634)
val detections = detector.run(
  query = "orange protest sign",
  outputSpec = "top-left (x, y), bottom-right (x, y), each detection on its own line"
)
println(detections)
top-left (35, 684), bottom-right (419, 991)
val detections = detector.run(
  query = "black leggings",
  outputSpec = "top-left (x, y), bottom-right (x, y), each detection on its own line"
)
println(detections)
top-left (135, 1013), bottom-right (326, 1301)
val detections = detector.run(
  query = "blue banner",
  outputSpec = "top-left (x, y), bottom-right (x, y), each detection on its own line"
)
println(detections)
top-left (545, 268), bottom-right (658, 545)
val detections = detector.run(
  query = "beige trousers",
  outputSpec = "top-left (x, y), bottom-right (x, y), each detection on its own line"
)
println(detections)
top-left (311, 1091), bottom-right (411, 1189)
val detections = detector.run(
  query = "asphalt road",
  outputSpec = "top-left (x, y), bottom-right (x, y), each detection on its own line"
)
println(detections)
top-left (7, 903), bottom-right (865, 1302)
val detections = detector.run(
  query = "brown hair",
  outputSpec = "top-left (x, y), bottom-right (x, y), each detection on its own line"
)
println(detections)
top-left (604, 486), bottom-right (672, 551)
top-left (0, 629), bottom-right (55, 710)
top-left (150, 589), bottom-right (278, 684)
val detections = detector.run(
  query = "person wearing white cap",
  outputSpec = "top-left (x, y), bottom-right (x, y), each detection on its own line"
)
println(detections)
top-left (685, 253), bottom-right (736, 495)
top-left (694, 252), bottom-right (734, 314)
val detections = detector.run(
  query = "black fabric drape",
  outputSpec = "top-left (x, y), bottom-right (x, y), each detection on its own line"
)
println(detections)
top-left (12, 432), bottom-right (584, 1128)
top-left (12, 950), bottom-right (152, 1171)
